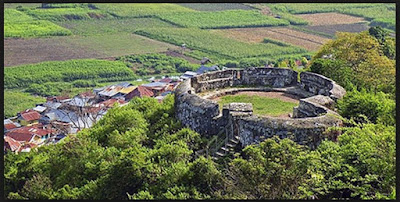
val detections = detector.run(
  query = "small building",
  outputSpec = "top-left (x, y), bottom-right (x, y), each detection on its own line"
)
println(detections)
top-left (196, 65), bottom-right (219, 74)
top-left (126, 86), bottom-right (154, 99)
top-left (17, 109), bottom-right (41, 126)
top-left (4, 119), bottom-right (21, 133)
top-left (46, 95), bottom-right (70, 103)
top-left (33, 106), bottom-right (47, 114)
top-left (180, 71), bottom-right (197, 80)
top-left (98, 98), bottom-right (127, 108)
top-left (4, 136), bottom-right (22, 153)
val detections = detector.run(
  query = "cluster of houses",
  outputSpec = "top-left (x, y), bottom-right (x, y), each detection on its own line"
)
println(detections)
top-left (4, 64), bottom-right (220, 154)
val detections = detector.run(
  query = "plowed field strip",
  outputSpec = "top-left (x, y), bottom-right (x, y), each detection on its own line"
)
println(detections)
top-left (296, 13), bottom-right (366, 26)
top-left (268, 29), bottom-right (324, 45)
top-left (212, 27), bottom-right (329, 51)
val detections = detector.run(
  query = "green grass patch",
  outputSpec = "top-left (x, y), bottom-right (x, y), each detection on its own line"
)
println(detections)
top-left (158, 10), bottom-right (290, 29)
top-left (134, 28), bottom-right (308, 60)
top-left (177, 3), bottom-right (254, 11)
top-left (4, 9), bottom-right (72, 38)
top-left (23, 7), bottom-right (111, 21)
top-left (4, 59), bottom-right (136, 89)
top-left (4, 90), bottom-right (46, 118)
top-left (217, 94), bottom-right (298, 117)
top-left (92, 3), bottom-right (194, 18)
top-left (59, 18), bottom-right (177, 36)
top-left (63, 33), bottom-right (178, 56)
top-left (370, 18), bottom-right (395, 31)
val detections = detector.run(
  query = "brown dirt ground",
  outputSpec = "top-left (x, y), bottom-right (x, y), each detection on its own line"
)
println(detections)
top-left (211, 27), bottom-right (330, 51)
top-left (4, 37), bottom-right (103, 67)
top-left (164, 50), bottom-right (201, 64)
top-left (295, 12), bottom-right (367, 26)
top-left (211, 91), bottom-right (300, 118)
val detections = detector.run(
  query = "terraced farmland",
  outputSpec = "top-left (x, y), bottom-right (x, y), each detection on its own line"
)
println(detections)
top-left (178, 3), bottom-right (254, 11)
top-left (135, 28), bottom-right (308, 59)
top-left (211, 27), bottom-right (330, 51)
top-left (296, 13), bottom-right (366, 26)
top-left (305, 23), bottom-right (370, 37)
top-left (4, 33), bottom-right (178, 67)
top-left (92, 3), bottom-right (194, 18)
top-left (4, 9), bottom-right (72, 38)
top-left (158, 10), bottom-right (290, 29)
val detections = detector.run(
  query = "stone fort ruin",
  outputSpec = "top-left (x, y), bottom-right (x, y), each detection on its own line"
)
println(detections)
top-left (174, 67), bottom-right (346, 158)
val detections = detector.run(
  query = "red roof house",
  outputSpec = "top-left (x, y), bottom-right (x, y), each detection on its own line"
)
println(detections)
top-left (99, 99), bottom-right (127, 108)
top-left (125, 86), bottom-right (154, 100)
top-left (4, 136), bottom-right (22, 153)
top-left (18, 109), bottom-right (41, 126)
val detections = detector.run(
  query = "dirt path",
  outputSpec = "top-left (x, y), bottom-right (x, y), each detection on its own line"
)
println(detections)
top-left (163, 49), bottom-right (201, 64)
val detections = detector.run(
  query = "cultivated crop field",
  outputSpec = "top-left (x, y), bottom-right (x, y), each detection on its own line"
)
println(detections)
top-left (59, 18), bottom-right (177, 36)
top-left (211, 27), bottom-right (330, 51)
top-left (295, 13), bottom-right (366, 26)
top-left (158, 10), bottom-right (290, 29)
top-left (4, 59), bottom-right (136, 89)
top-left (4, 9), bottom-right (72, 38)
top-left (305, 23), bottom-right (370, 37)
top-left (266, 3), bottom-right (395, 31)
top-left (4, 91), bottom-right (46, 118)
top-left (178, 3), bottom-right (254, 11)
top-left (23, 7), bottom-right (111, 21)
top-left (135, 28), bottom-right (308, 59)
top-left (4, 32), bottom-right (178, 67)
top-left (92, 3), bottom-right (194, 18)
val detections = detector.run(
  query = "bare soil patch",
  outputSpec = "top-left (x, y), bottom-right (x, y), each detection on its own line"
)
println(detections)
top-left (4, 37), bottom-right (103, 67)
top-left (212, 27), bottom-right (330, 51)
top-left (305, 23), bottom-right (370, 37)
top-left (296, 13), bottom-right (366, 26)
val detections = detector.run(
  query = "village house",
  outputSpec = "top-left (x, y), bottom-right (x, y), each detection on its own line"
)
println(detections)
top-left (46, 95), bottom-right (70, 103)
top-left (17, 109), bottom-right (41, 126)
top-left (126, 86), bottom-right (154, 98)
top-left (4, 119), bottom-right (21, 133)
top-left (4, 136), bottom-right (22, 153)
top-left (181, 71), bottom-right (197, 80)
top-left (196, 65), bottom-right (219, 74)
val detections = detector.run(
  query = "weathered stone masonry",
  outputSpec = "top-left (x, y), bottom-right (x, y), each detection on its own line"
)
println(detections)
top-left (175, 67), bottom-right (346, 149)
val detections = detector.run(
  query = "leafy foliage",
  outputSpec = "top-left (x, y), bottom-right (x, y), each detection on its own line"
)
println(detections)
top-left (337, 89), bottom-right (395, 126)
top-left (4, 91), bottom-right (46, 118)
top-left (311, 31), bottom-right (395, 94)
top-left (117, 53), bottom-right (198, 76)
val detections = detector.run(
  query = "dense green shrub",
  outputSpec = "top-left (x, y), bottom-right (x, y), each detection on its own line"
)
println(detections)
top-left (309, 58), bottom-right (354, 90)
top-left (337, 89), bottom-right (395, 126)
top-left (117, 53), bottom-right (198, 76)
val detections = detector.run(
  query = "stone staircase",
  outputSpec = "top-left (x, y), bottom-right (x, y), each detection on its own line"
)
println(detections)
top-left (212, 135), bottom-right (240, 161)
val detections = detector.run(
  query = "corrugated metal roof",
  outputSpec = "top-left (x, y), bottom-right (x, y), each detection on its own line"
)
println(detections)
top-left (33, 106), bottom-right (47, 113)
top-left (118, 86), bottom-right (136, 94)
top-left (20, 111), bottom-right (41, 121)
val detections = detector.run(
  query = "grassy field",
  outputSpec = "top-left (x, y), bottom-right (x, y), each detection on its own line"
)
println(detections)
top-left (295, 13), bottom-right (366, 26)
top-left (4, 9), bottom-right (72, 38)
top-left (134, 28), bottom-right (308, 59)
top-left (216, 94), bottom-right (298, 117)
top-left (92, 3), bottom-right (194, 17)
top-left (4, 91), bottom-right (46, 118)
top-left (158, 10), bottom-right (290, 29)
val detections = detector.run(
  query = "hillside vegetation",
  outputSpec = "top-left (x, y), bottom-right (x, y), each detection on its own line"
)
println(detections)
top-left (4, 9), bottom-right (72, 38)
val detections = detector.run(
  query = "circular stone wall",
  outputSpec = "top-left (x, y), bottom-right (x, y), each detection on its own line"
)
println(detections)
top-left (174, 67), bottom-right (346, 149)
